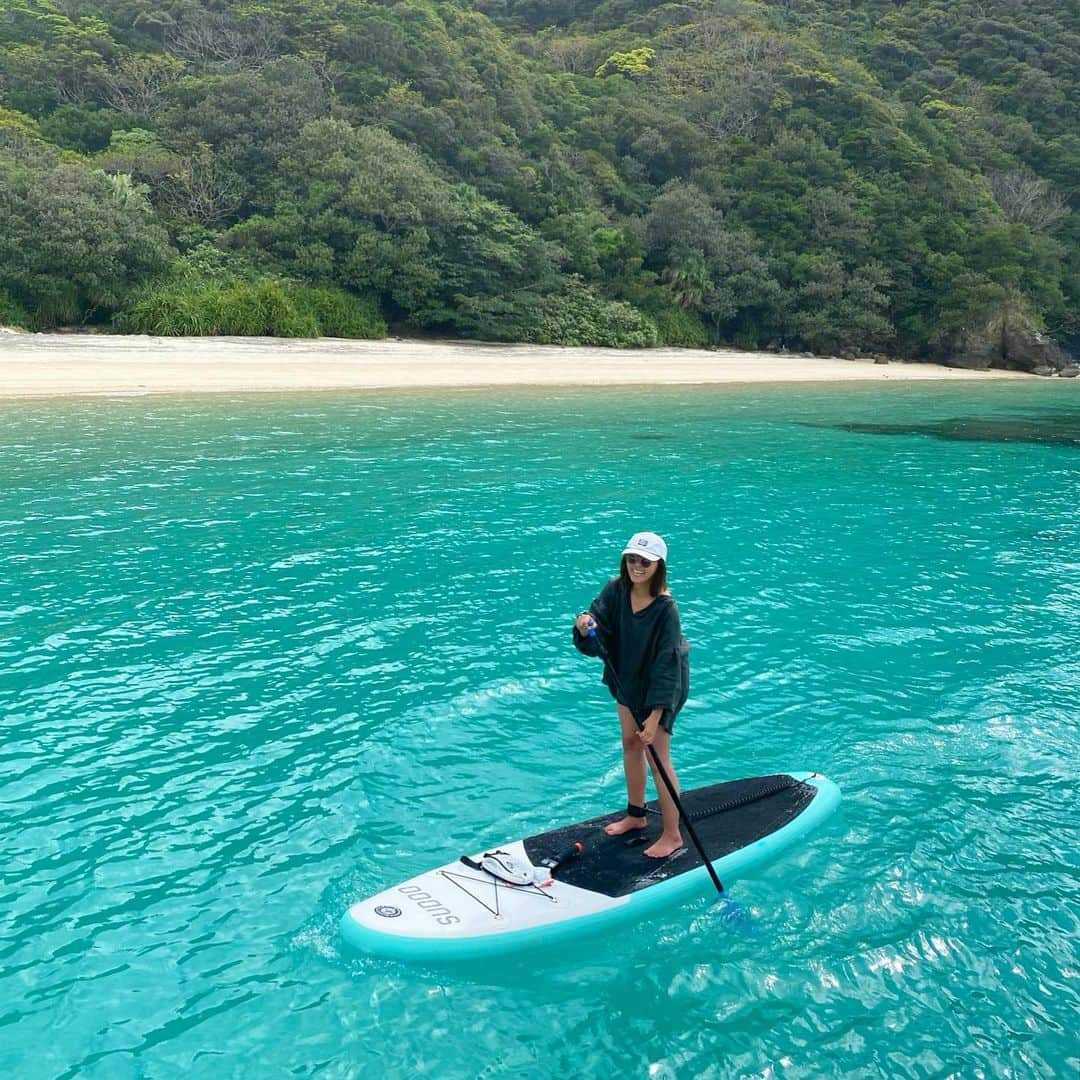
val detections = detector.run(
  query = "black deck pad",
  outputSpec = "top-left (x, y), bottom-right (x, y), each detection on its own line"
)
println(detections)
top-left (523, 774), bottom-right (817, 898)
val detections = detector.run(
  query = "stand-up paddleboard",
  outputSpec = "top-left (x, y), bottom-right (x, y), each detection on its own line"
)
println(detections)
top-left (341, 771), bottom-right (840, 961)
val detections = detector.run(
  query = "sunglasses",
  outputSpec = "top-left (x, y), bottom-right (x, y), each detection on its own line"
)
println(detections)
top-left (625, 554), bottom-right (657, 568)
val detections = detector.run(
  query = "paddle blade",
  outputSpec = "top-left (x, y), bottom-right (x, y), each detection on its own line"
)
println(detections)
top-left (708, 892), bottom-right (757, 937)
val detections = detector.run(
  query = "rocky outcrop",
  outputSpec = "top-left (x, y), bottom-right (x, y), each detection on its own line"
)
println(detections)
top-left (949, 323), bottom-right (1073, 375)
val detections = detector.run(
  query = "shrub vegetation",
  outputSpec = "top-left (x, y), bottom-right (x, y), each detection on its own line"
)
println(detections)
top-left (116, 277), bottom-right (385, 338)
top-left (0, 289), bottom-right (32, 329)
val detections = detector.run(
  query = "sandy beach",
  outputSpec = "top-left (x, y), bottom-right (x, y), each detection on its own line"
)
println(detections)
top-left (0, 332), bottom-right (1031, 398)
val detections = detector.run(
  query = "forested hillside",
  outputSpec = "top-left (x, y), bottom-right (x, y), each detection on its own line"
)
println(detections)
top-left (1, 0), bottom-right (1076, 364)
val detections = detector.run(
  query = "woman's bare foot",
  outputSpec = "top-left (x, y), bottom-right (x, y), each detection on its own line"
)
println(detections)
top-left (604, 815), bottom-right (648, 836)
top-left (644, 832), bottom-right (683, 858)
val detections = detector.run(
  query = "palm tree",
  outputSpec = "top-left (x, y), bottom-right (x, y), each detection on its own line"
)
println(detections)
top-left (661, 253), bottom-right (709, 309)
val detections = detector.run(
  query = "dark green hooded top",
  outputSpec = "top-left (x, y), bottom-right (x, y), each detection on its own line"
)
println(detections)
top-left (573, 577), bottom-right (690, 724)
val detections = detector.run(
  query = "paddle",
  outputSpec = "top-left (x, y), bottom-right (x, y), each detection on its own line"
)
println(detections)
top-left (586, 625), bottom-right (754, 931)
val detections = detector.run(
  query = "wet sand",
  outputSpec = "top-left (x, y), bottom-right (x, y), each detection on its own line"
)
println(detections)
top-left (0, 332), bottom-right (1029, 398)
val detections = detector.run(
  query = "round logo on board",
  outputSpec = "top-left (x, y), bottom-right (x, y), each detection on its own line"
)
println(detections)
top-left (374, 905), bottom-right (402, 918)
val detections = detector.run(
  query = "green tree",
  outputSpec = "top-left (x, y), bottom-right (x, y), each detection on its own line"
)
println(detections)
top-left (226, 119), bottom-right (561, 333)
top-left (0, 140), bottom-right (173, 325)
top-left (645, 180), bottom-right (783, 343)
top-left (596, 48), bottom-right (655, 80)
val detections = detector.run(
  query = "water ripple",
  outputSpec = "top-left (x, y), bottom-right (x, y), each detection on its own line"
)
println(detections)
top-left (2, 385), bottom-right (1078, 1078)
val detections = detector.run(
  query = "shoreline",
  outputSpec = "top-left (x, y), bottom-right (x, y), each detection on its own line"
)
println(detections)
top-left (0, 332), bottom-right (1034, 399)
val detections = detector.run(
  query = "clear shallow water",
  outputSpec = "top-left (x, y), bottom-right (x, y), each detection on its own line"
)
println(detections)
top-left (2, 382), bottom-right (1077, 1079)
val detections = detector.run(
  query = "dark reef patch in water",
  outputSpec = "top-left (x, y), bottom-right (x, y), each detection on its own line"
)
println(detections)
top-left (816, 413), bottom-right (1080, 449)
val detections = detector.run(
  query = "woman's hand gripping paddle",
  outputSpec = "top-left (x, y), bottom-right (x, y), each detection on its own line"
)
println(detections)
top-left (586, 625), bottom-right (754, 934)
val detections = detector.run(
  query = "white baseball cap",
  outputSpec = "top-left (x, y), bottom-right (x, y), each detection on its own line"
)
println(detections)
top-left (622, 531), bottom-right (667, 563)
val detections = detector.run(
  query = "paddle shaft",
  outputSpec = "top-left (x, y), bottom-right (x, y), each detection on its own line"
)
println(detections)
top-left (588, 630), bottom-right (725, 895)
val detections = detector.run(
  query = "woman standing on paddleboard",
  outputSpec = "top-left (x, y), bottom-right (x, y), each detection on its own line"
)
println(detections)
top-left (573, 531), bottom-right (690, 859)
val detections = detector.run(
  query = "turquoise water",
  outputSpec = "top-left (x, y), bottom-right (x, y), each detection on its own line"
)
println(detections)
top-left (2, 382), bottom-right (1077, 1079)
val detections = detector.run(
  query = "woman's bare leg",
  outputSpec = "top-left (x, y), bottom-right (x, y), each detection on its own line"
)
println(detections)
top-left (604, 705), bottom-right (649, 836)
top-left (644, 728), bottom-right (684, 858)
